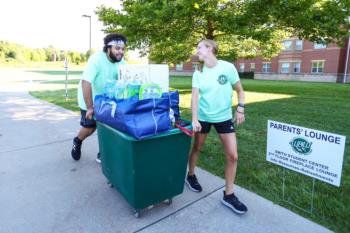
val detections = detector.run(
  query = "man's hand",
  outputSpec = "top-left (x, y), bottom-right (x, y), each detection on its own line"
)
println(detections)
top-left (85, 107), bottom-right (94, 120)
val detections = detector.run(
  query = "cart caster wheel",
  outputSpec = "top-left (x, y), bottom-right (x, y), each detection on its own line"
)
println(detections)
top-left (133, 210), bottom-right (140, 218)
top-left (164, 198), bottom-right (172, 205)
top-left (107, 181), bottom-right (113, 188)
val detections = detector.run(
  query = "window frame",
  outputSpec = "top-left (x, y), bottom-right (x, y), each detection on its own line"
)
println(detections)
top-left (175, 63), bottom-right (183, 71)
top-left (250, 63), bottom-right (256, 72)
top-left (282, 40), bottom-right (293, 51)
top-left (293, 62), bottom-right (301, 73)
top-left (280, 62), bottom-right (290, 73)
top-left (295, 40), bottom-right (303, 50)
top-left (239, 63), bottom-right (245, 73)
top-left (262, 62), bottom-right (271, 73)
top-left (314, 43), bottom-right (326, 49)
top-left (311, 60), bottom-right (325, 73)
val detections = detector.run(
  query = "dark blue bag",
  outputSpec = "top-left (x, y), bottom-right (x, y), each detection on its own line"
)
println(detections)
top-left (94, 95), bottom-right (171, 139)
top-left (162, 90), bottom-right (180, 120)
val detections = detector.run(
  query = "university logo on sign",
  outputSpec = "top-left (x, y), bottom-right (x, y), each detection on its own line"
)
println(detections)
top-left (289, 137), bottom-right (313, 155)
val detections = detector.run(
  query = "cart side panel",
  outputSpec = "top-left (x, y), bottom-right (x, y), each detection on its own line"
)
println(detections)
top-left (132, 131), bottom-right (191, 209)
top-left (97, 123), bottom-right (136, 205)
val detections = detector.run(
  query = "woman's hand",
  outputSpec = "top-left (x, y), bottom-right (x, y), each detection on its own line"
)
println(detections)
top-left (192, 120), bottom-right (202, 132)
top-left (235, 107), bottom-right (245, 125)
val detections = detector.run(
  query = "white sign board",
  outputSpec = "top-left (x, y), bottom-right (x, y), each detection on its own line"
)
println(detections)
top-left (118, 64), bottom-right (169, 92)
top-left (266, 120), bottom-right (346, 187)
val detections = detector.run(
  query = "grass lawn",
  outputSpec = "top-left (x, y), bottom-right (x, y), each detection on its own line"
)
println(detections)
top-left (30, 75), bottom-right (350, 233)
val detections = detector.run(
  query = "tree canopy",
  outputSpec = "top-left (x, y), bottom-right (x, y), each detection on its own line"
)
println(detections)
top-left (96, 0), bottom-right (350, 64)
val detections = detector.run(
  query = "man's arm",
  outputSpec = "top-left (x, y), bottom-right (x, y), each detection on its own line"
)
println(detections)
top-left (82, 80), bottom-right (94, 119)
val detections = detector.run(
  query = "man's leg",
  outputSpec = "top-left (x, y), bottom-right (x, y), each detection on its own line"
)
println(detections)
top-left (77, 127), bottom-right (96, 141)
top-left (71, 109), bottom-right (96, 161)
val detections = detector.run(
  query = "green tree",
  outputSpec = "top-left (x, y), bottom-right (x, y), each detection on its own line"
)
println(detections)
top-left (0, 51), bottom-right (5, 61)
top-left (31, 49), bottom-right (46, 62)
top-left (68, 51), bottom-right (83, 65)
top-left (43, 45), bottom-right (58, 61)
top-left (96, 0), bottom-right (350, 63)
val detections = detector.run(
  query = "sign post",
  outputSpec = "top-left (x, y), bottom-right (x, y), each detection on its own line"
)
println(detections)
top-left (281, 169), bottom-right (316, 213)
top-left (64, 57), bottom-right (68, 101)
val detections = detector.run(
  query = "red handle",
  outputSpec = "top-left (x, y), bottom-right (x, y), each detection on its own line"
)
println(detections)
top-left (175, 123), bottom-right (195, 137)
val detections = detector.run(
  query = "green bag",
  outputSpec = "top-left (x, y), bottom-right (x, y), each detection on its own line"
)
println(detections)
top-left (139, 84), bottom-right (162, 100)
top-left (124, 83), bottom-right (141, 98)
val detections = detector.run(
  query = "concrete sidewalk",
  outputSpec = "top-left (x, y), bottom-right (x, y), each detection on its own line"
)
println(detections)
top-left (0, 69), bottom-right (333, 233)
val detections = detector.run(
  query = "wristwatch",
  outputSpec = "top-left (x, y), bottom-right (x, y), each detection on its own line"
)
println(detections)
top-left (237, 103), bottom-right (245, 108)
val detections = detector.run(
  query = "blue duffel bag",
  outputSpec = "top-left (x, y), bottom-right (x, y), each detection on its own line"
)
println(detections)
top-left (94, 94), bottom-right (171, 139)
top-left (163, 90), bottom-right (180, 120)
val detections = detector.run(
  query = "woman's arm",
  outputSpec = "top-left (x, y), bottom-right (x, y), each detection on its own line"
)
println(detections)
top-left (234, 81), bottom-right (245, 125)
top-left (191, 87), bottom-right (202, 132)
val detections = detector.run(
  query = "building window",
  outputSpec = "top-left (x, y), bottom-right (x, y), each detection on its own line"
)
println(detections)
top-left (293, 63), bottom-right (301, 73)
top-left (262, 62), bottom-right (271, 73)
top-left (295, 40), bottom-right (303, 50)
top-left (281, 63), bottom-right (290, 73)
top-left (282, 40), bottom-right (292, 51)
top-left (250, 63), bottom-right (256, 72)
top-left (311, 61), bottom-right (324, 73)
top-left (192, 62), bottom-right (199, 71)
top-left (314, 43), bottom-right (326, 49)
top-left (239, 63), bottom-right (245, 72)
top-left (175, 63), bottom-right (183, 71)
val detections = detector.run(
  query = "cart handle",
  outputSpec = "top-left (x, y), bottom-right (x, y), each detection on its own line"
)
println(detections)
top-left (175, 123), bottom-right (195, 137)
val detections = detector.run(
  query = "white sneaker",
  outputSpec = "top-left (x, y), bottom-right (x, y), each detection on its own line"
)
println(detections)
top-left (96, 153), bottom-right (101, 164)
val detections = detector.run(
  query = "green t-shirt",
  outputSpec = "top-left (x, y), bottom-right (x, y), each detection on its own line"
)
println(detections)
top-left (77, 51), bottom-right (126, 110)
top-left (192, 60), bottom-right (240, 122)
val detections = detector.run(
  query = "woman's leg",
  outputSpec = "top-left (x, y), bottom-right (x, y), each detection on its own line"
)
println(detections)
top-left (188, 133), bottom-right (208, 176)
top-left (218, 132), bottom-right (238, 195)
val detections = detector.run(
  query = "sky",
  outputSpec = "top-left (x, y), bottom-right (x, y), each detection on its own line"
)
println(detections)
top-left (0, 0), bottom-right (123, 53)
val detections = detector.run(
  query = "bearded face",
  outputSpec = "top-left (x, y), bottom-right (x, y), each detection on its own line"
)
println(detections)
top-left (108, 44), bottom-right (125, 63)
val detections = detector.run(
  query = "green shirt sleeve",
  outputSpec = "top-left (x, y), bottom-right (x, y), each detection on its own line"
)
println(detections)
top-left (229, 63), bottom-right (240, 85)
top-left (82, 54), bottom-right (99, 83)
top-left (192, 70), bottom-right (200, 88)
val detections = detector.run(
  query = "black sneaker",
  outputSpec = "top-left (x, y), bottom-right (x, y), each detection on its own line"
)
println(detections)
top-left (96, 152), bottom-right (101, 164)
top-left (221, 191), bottom-right (247, 214)
top-left (71, 137), bottom-right (82, 161)
top-left (185, 173), bottom-right (202, 192)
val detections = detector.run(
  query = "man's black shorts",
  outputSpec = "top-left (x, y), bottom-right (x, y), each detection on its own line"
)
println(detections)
top-left (80, 109), bottom-right (96, 128)
top-left (199, 119), bottom-right (235, 134)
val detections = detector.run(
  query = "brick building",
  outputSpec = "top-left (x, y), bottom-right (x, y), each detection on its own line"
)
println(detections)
top-left (235, 38), bottom-right (350, 83)
top-left (170, 38), bottom-right (350, 83)
top-left (169, 55), bottom-right (200, 76)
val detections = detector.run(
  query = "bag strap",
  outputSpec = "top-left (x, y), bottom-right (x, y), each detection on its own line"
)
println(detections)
top-left (175, 123), bottom-right (194, 137)
top-left (151, 98), bottom-right (158, 134)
